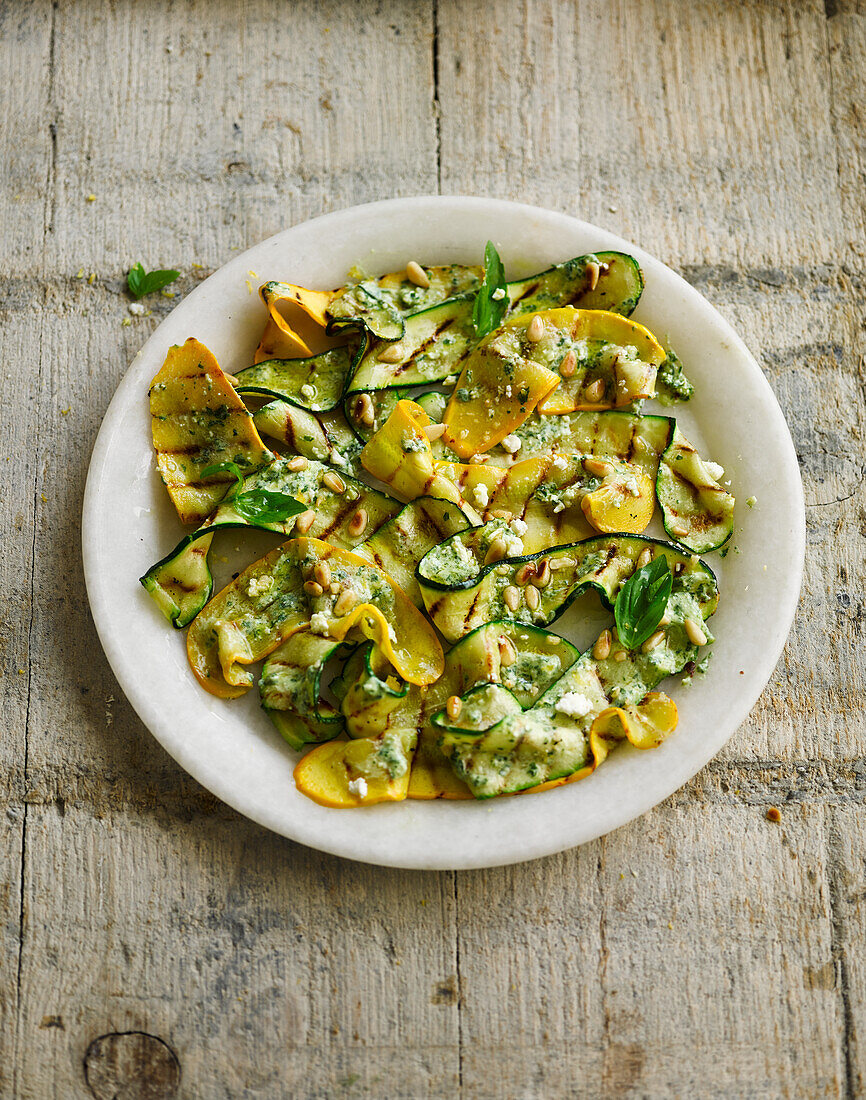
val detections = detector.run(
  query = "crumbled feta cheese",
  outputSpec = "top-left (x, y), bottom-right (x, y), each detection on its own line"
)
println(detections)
top-left (348, 777), bottom-right (368, 798)
top-left (551, 455), bottom-right (568, 470)
top-left (504, 535), bottom-right (524, 556)
top-left (300, 383), bottom-right (316, 399)
top-left (128, 302), bottom-right (145, 316)
top-left (555, 691), bottom-right (594, 718)
top-left (330, 451), bottom-right (346, 466)
top-left (246, 574), bottom-right (274, 598)
top-left (309, 612), bottom-right (331, 636)
top-left (704, 460), bottom-right (724, 481)
top-left (473, 484), bottom-right (490, 508)
top-left (470, 453), bottom-right (489, 463)
top-left (491, 287), bottom-right (506, 301)
top-left (501, 434), bottom-right (521, 454)
top-left (510, 517), bottom-right (528, 537)
top-left (620, 473), bottom-right (641, 497)
top-left (552, 501), bottom-right (565, 513)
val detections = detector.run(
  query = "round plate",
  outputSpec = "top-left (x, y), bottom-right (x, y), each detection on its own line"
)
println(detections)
top-left (82, 197), bottom-right (804, 869)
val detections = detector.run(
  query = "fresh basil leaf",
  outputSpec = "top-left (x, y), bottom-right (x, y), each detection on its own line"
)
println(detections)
top-left (201, 460), bottom-right (245, 493)
top-left (233, 489), bottom-right (305, 525)
top-left (127, 263), bottom-right (180, 299)
top-left (614, 556), bottom-right (673, 650)
top-left (471, 240), bottom-right (508, 339)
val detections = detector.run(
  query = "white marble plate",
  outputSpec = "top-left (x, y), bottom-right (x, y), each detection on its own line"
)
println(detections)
top-left (82, 197), bottom-right (804, 869)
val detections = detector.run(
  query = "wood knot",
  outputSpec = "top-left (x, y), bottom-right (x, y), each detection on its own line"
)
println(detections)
top-left (84, 1031), bottom-right (180, 1100)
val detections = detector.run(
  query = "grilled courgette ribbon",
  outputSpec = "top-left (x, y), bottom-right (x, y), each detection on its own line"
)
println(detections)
top-left (186, 538), bottom-right (444, 698)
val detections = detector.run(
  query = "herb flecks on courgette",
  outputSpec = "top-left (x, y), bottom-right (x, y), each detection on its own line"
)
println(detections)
top-left (149, 337), bottom-right (273, 526)
top-left (233, 344), bottom-right (356, 411)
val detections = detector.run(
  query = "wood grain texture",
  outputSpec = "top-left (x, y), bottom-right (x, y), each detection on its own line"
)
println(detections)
top-left (0, 0), bottom-right (863, 1096)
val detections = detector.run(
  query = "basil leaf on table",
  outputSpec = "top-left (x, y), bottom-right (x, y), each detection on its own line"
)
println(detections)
top-left (471, 241), bottom-right (508, 339)
top-left (614, 556), bottom-right (673, 649)
top-left (127, 262), bottom-right (180, 299)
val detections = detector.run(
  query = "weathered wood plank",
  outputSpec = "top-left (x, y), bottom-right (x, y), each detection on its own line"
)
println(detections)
top-left (436, 0), bottom-right (846, 266)
top-left (15, 804), bottom-right (459, 1099)
top-left (0, 4), bottom-right (54, 1093)
top-left (456, 803), bottom-right (843, 1098)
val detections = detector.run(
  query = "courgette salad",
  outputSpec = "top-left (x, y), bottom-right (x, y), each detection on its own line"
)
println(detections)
top-left (141, 244), bottom-right (734, 808)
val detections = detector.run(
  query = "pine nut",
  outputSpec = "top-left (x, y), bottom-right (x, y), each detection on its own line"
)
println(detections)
top-left (642, 629), bottom-right (666, 653)
top-left (489, 509), bottom-right (513, 521)
top-left (314, 561), bottom-right (331, 588)
top-left (503, 586), bottom-right (520, 612)
top-left (559, 350), bottom-right (577, 378)
top-left (549, 557), bottom-right (575, 571)
top-left (446, 695), bottom-right (462, 720)
top-left (406, 260), bottom-right (430, 289)
top-left (330, 582), bottom-right (342, 594)
top-left (584, 378), bottom-right (605, 403)
top-left (348, 508), bottom-right (368, 537)
top-left (525, 584), bottom-right (540, 611)
top-left (531, 559), bottom-right (551, 588)
top-left (334, 588), bottom-right (356, 616)
top-left (287, 455), bottom-right (308, 471)
top-left (498, 637), bottom-right (517, 666)
top-left (547, 635), bottom-right (561, 645)
top-left (684, 618), bottom-right (707, 646)
top-left (484, 537), bottom-right (508, 565)
top-left (378, 343), bottom-right (406, 363)
top-left (592, 630), bottom-right (612, 660)
top-left (614, 650), bottom-right (628, 662)
top-left (670, 523), bottom-right (689, 538)
top-left (585, 260), bottom-right (600, 291)
top-left (659, 614), bottom-right (671, 627)
top-left (304, 580), bottom-right (324, 597)
top-left (636, 548), bottom-right (653, 569)
top-left (295, 509), bottom-right (315, 534)
top-left (526, 314), bottom-right (545, 342)
top-left (322, 471), bottom-right (346, 494)
top-left (353, 393), bottom-right (375, 427)
top-left (423, 422), bottom-right (446, 441)
top-left (514, 563), bottom-right (535, 586)
top-left (584, 457), bottom-right (614, 477)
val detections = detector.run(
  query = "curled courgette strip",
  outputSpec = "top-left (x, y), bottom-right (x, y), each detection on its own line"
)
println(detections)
top-left (417, 525), bottom-right (718, 643)
top-left (186, 537), bottom-right (444, 698)
top-left (433, 645), bottom-right (681, 799)
top-left (260, 632), bottom-right (350, 750)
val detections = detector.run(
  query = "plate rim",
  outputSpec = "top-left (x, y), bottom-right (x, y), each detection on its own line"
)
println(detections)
top-left (82, 195), bottom-right (806, 869)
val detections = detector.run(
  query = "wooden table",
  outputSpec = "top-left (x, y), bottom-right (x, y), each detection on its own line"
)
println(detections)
top-left (2, 1), bottom-right (862, 1096)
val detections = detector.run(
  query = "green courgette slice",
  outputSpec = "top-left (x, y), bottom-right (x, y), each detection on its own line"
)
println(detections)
top-left (356, 496), bottom-right (476, 606)
top-left (233, 344), bottom-right (357, 411)
top-left (253, 402), bottom-right (365, 472)
top-left (656, 427), bottom-right (735, 553)
top-left (326, 264), bottom-right (483, 341)
top-left (417, 523), bottom-right (718, 642)
top-left (260, 632), bottom-right (351, 750)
